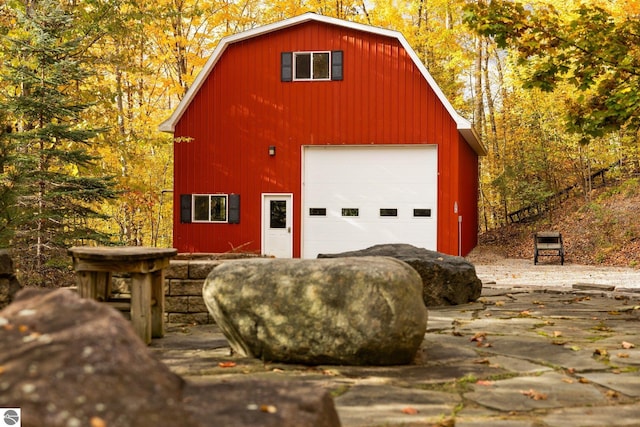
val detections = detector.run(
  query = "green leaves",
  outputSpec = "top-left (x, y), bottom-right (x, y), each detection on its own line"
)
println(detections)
top-left (0, 0), bottom-right (116, 280)
top-left (464, 1), bottom-right (640, 138)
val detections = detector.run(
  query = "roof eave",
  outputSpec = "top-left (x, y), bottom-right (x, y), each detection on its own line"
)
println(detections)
top-left (457, 119), bottom-right (487, 156)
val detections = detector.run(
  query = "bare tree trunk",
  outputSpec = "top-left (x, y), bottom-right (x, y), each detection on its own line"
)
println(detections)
top-left (483, 44), bottom-right (498, 148)
top-left (473, 37), bottom-right (484, 136)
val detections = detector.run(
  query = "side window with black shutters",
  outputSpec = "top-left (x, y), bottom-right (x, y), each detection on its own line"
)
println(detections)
top-left (181, 194), bottom-right (236, 223)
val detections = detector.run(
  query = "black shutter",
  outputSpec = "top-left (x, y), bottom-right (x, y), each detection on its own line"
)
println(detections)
top-left (331, 50), bottom-right (343, 81)
top-left (180, 194), bottom-right (192, 223)
top-left (228, 194), bottom-right (240, 224)
top-left (281, 52), bottom-right (293, 82)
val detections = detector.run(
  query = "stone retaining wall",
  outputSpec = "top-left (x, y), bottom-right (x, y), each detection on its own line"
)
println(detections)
top-left (164, 259), bottom-right (223, 324)
top-left (82, 253), bottom-right (260, 325)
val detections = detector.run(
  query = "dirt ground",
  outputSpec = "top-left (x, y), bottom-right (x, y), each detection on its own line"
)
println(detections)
top-left (466, 246), bottom-right (640, 290)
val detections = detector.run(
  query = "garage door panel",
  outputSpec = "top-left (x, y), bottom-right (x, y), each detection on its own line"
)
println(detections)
top-left (302, 145), bottom-right (437, 258)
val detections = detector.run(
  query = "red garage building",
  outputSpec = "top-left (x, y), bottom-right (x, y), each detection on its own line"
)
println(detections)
top-left (160, 13), bottom-right (485, 258)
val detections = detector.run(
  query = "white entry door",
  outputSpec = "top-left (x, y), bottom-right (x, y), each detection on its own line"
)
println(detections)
top-left (262, 194), bottom-right (293, 258)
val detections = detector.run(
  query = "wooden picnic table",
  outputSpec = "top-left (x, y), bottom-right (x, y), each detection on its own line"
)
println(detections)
top-left (68, 246), bottom-right (177, 344)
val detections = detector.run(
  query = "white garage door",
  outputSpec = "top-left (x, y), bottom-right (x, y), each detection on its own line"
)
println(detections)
top-left (302, 145), bottom-right (438, 258)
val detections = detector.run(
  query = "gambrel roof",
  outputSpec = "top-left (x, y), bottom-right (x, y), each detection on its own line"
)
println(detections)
top-left (159, 12), bottom-right (486, 155)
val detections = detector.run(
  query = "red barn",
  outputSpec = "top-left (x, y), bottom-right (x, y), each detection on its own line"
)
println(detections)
top-left (160, 13), bottom-right (486, 258)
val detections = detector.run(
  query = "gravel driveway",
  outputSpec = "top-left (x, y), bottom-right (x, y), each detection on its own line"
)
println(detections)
top-left (467, 250), bottom-right (640, 290)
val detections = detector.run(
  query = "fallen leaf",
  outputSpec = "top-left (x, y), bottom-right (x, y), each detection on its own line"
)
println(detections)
top-left (260, 404), bottom-right (277, 414)
top-left (90, 417), bottom-right (107, 427)
top-left (401, 407), bottom-right (419, 415)
top-left (562, 378), bottom-right (574, 384)
top-left (617, 353), bottom-right (630, 358)
top-left (452, 331), bottom-right (463, 336)
top-left (470, 332), bottom-right (487, 342)
top-left (621, 341), bottom-right (635, 349)
top-left (476, 380), bottom-right (493, 386)
top-left (272, 368), bottom-right (284, 373)
top-left (519, 310), bottom-right (531, 317)
top-left (579, 378), bottom-right (590, 384)
top-left (495, 301), bottom-right (505, 307)
top-left (608, 311), bottom-right (621, 315)
top-left (218, 361), bottom-right (237, 368)
top-left (553, 331), bottom-right (563, 337)
top-left (18, 324), bottom-right (28, 333)
top-left (520, 389), bottom-right (548, 400)
top-left (593, 349), bottom-right (608, 357)
top-left (567, 368), bottom-right (576, 374)
top-left (605, 390), bottom-right (619, 398)
top-left (473, 358), bottom-right (491, 365)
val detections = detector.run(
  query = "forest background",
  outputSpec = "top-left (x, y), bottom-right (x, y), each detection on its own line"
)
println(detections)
top-left (1, 0), bottom-right (639, 286)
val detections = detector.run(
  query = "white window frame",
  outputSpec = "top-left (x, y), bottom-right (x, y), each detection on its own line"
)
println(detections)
top-left (293, 51), bottom-right (331, 81)
top-left (192, 194), bottom-right (228, 223)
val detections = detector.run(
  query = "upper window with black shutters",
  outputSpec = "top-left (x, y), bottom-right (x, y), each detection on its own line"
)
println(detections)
top-left (281, 51), bottom-right (343, 82)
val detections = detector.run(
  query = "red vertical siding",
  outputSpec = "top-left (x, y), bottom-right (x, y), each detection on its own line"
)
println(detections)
top-left (173, 21), bottom-right (476, 256)
top-left (458, 134), bottom-right (480, 256)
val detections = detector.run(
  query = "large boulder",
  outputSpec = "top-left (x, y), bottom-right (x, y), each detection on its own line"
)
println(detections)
top-left (203, 257), bottom-right (428, 365)
top-left (318, 244), bottom-right (482, 306)
top-left (0, 288), bottom-right (197, 427)
top-left (0, 288), bottom-right (341, 427)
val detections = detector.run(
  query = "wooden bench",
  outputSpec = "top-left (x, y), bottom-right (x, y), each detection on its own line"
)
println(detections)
top-left (68, 246), bottom-right (177, 344)
top-left (533, 232), bottom-right (564, 265)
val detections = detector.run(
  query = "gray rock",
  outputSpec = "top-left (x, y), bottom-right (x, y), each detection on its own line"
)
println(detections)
top-left (0, 250), bottom-right (21, 310)
top-left (0, 288), bottom-right (342, 427)
top-left (203, 257), bottom-right (427, 365)
top-left (184, 379), bottom-right (341, 427)
top-left (0, 288), bottom-right (197, 427)
top-left (318, 244), bottom-right (482, 306)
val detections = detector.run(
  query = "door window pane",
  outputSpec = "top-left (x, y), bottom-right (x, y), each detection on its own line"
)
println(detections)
top-left (270, 200), bottom-right (287, 228)
top-left (309, 208), bottom-right (326, 216)
top-left (413, 208), bottom-right (432, 217)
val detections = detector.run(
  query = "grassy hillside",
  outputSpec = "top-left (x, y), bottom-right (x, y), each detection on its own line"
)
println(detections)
top-left (476, 177), bottom-right (640, 268)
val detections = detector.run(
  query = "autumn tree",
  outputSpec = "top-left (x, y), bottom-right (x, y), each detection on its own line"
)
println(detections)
top-left (0, 0), bottom-right (116, 283)
top-left (464, 1), bottom-right (640, 143)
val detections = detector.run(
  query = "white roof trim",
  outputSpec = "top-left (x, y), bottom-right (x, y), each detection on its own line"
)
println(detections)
top-left (158, 12), bottom-right (486, 155)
